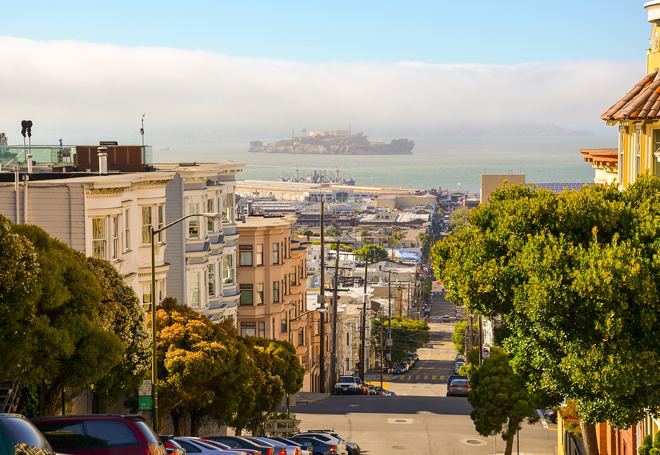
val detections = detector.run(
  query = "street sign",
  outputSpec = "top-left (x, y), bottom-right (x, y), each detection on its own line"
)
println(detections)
top-left (386, 338), bottom-right (393, 347)
top-left (482, 346), bottom-right (491, 358)
top-left (139, 380), bottom-right (152, 396)
top-left (139, 396), bottom-right (152, 410)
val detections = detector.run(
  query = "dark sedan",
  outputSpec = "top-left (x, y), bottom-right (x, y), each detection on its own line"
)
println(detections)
top-left (288, 436), bottom-right (336, 455)
top-left (205, 436), bottom-right (272, 455)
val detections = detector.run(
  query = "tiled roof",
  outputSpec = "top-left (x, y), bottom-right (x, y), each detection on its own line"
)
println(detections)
top-left (580, 148), bottom-right (618, 167)
top-left (602, 70), bottom-right (660, 121)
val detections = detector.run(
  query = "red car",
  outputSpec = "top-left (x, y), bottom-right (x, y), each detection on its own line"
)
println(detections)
top-left (32, 414), bottom-right (167, 455)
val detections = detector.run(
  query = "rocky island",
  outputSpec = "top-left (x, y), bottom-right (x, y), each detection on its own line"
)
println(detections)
top-left (249, 130), bottom-right (414, 155)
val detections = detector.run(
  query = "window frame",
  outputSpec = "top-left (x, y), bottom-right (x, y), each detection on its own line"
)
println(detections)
top-left (92, 217), bottom-right (107, 260)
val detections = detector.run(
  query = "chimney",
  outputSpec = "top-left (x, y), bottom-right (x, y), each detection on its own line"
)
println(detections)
top-left (97, 147), bottom-right (108, 175)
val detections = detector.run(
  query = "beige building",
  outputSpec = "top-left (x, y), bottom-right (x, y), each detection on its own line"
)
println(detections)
top-left (480, 174), bottom-right (526, 205)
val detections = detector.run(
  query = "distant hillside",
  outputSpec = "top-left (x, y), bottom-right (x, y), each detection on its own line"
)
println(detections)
top-left (249, 134), bottom-right (414, 155)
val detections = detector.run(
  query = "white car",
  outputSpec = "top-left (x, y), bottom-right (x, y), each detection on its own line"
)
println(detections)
top-left (455, 362), bottom-right (465, 374)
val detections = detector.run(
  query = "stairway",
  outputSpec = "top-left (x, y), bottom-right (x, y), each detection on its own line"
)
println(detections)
top-left (0, 380), bottom-right (21, 414)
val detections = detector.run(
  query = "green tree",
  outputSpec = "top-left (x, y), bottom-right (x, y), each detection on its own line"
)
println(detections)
top-left (326, 226), bottom-right (341, 237)
top-left (360, 227), bottom-right (370, 246)
top-left (390, 230), bottom-right (403, 249)
top-left (371, 317), bottom-right (430, 365)
top-left (355, 244), bottom-right (388, 263)
top-left (0, 215), bottom-right (39, 381)
top-left (255, 339), bottom-right (305, 396)
top-left (433, 176), bottom-right (660, 455)
top-left (12, 224), bottom-right (124, 416)
top-left (448, 207), bottom-right (471, 233)
top-left (468, 351), bottom-right (540, 455)
top-left (86, 257), bottom-right (151, 405)
top-left (300, 229), bottom-right (314, 240)
top-left (452, 320), bottom-right (467, 356)
top-left (156, 298), bottom-right (243, 435)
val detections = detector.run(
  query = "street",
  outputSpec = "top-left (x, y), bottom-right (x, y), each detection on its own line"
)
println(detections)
top-left (291, 285), bottom-right (557, 455)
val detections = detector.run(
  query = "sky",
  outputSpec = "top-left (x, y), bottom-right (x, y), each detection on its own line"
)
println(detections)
top-left (0, 0), bottom-right (652, 143)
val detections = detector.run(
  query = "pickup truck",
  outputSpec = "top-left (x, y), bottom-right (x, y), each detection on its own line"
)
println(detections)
top-left (334, 376), bottom-right (365, 395)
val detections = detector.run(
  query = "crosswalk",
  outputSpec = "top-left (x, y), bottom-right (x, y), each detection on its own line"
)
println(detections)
top-left (418, 355), bottom-right (453, 360)
top-left (385, 374), bottom-right (447, 381)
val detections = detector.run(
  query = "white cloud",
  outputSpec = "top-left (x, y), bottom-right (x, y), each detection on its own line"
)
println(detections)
top-left (0, 36), bottom-right (641, 143)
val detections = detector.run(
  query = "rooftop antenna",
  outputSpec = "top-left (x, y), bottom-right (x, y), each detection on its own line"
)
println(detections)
top-left (140, 114), bottom-right (145, 165)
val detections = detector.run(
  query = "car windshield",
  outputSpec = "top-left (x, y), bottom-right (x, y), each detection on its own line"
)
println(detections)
top-left (451, 380), bottom-right (468, 386)
top-left (337, 377), bottom-right (355, 383)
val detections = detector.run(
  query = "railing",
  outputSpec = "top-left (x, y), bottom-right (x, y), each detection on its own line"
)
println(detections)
top-left (563, 431), bottom-right (585, 455)
top-left (0, 145), bottom-right (76, 168)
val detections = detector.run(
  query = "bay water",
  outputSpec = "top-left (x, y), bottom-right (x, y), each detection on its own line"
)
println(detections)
top-left (152, 136), bottom-right (617, 193)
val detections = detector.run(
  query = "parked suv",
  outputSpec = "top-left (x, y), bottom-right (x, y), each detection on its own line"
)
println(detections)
top-left (334, 377), bottom-right (364, 395)
top-left (32, 414), bottom-right (166, 455)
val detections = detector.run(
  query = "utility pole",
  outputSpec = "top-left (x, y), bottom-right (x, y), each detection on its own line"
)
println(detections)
top-left (379, 320), bottom-right (384, 389)
top-left (386, 269), bottom-right (396, 370)
top-left (329, 239), bottom-right (340, 393)
top-left (319, 198), bottom-right (325, 393)
top-left (478, 315), bottom-right (483, 367)
top-left (359, 255), bottom-right (368, 381)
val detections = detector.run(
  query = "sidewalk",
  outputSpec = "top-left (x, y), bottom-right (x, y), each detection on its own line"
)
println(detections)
top-left (295, 391), bottom-right (331, 405)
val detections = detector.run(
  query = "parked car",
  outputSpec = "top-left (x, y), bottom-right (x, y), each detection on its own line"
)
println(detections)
top-left (334, 376), bottom-right (364, 395)
top-left (205, 437), bottom-right (272, 455)
top-left (446, 374), bottom-right (468, 387)
top-left (160, 436), bottom-right (187, 455)
top-left (543, 409), bottom-right (558, 424)
top-left (174, 437), bottom-right (246, 455)
top-left (244, 437), bottom-right (288, 455)
top-left (447, 378), bottom-right (471, 397)
top-left (454, 362), bottom-right (465, 374)
top-left (0, 413), bottom-right (55, 455)
top-left (202, 440), bottom-right (260, 455)
top-left (269, 438), bottom-right (310, 455)
top-left (442, 315), bottom-right (450, 322)
top-left (300, 433), bottom-right (349, 455)
top-left (32, 414), bottom-right (166, 455)
top-left (287, 436), bottom-right (336, 455)
top-left (393, 364), bottom-right (406, 374)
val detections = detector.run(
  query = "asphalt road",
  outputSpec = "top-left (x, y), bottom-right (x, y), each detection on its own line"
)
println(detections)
top-left (291, 284), bottom-right (558, 455)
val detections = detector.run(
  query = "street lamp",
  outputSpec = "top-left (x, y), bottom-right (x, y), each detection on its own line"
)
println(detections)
top-left (150, 211), bottom-right (219, 432)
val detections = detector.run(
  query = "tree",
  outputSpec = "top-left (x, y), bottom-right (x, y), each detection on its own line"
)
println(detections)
top-left (433, 176), bottom-right (660, 455)
top-left (0, 215), bottom-right (39, 381)
top-left (326, 226), bottom-right (341, 237)
top-left (86, 257), bottom-right (151, 405)
top-left (355, 244), bottom-right (388, 263)
top-left (371, 317), bottom-right (430, 365)
top-left (156, 298), bottom-right (244, 435)
top-left (300, 229), bottom-right (314, 240)
top-left (448, 207), bottom-right (471, 233)
top-left (468, 351), bottom-right (540, 455)
top-left (254, 339), bottom-right (305, 396)
top-left (12, 224), bottom-right (124, 416)
top-left (390, 230), bottom-right (403, 249)
top-left (359, 227), bottom-right (370, 246)
top-left (452, 320), bottom-right (467, 356)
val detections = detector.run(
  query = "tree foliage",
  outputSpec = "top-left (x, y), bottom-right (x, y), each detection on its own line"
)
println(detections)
top-left (0, 215), bottom-right (39, 381)
top-left (12, 224), bottom-right (124, 416)
top-left (354, 244), bottom-right (388, 263)
top-left (448, 207), bottom-right (471, 233)
top-left (86, 257), bottom-right (151, 404)
top-left (371, 316), bottom-right (430, 364)
top-left (433, 176), bottom-right (660, 429)
top-left (468, 351), bottom-right (540, 455)
top-left (452, 320), bottom-right (467, 356)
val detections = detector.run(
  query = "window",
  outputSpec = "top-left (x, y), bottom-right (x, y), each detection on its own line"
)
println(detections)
top-left (256, 244), bottom-right (263, 266)
top-left (190, 273), bottom-right (200, 307)
top-left (208, 264), bottom-right (216, 296)
top-left (619, 125), bottom-right (626, 185)
top-left (299, 260), bottom-right (304, 279)
top-left (123, 208), bottom-right (130, 251)
top-left (273, 281), bottom-right (280, 303)
top-left (298, 328), bottom-right (304, 346)
top-left (256, 283), bottom-right (264, 305)
top-left (188, 203), bottom-right (199, 239)
top-left (222, 193), bottom-right (234, 223)
top-left (157, 204), bottom-right (165, 243)
top-left (654, 129), bottom-right (660, 177)
top-left (207, 199), bottom-right (215, 232)
top-left (111, 215), bottom-right (120, 260)
top-left (92, 218), bottom-right (106, 259)
top-left (281, 311), bottom-right (287, 333)
top-left (141, 206), bottom-right (152, 244)
top-left (142, 282), bottom-right (152, 304)
top-left (241, 322), bottom-right (256, 337)
top-left (239, 245), bottom-right (253, 266)
top-left (635, 125), bottom-right (642, 177)
top-left (258, 322), bottom-right (265, 338)
top-left (290, 266), bottom-right (297, 287)
top-left (273, 243), bottom-right (280, 264)
top-left (240, 284), bottom-right (253, 305)
top-left (223, 254), bottom-right (234, 284)
top-left (84, 421), bottom-right (137, 447)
